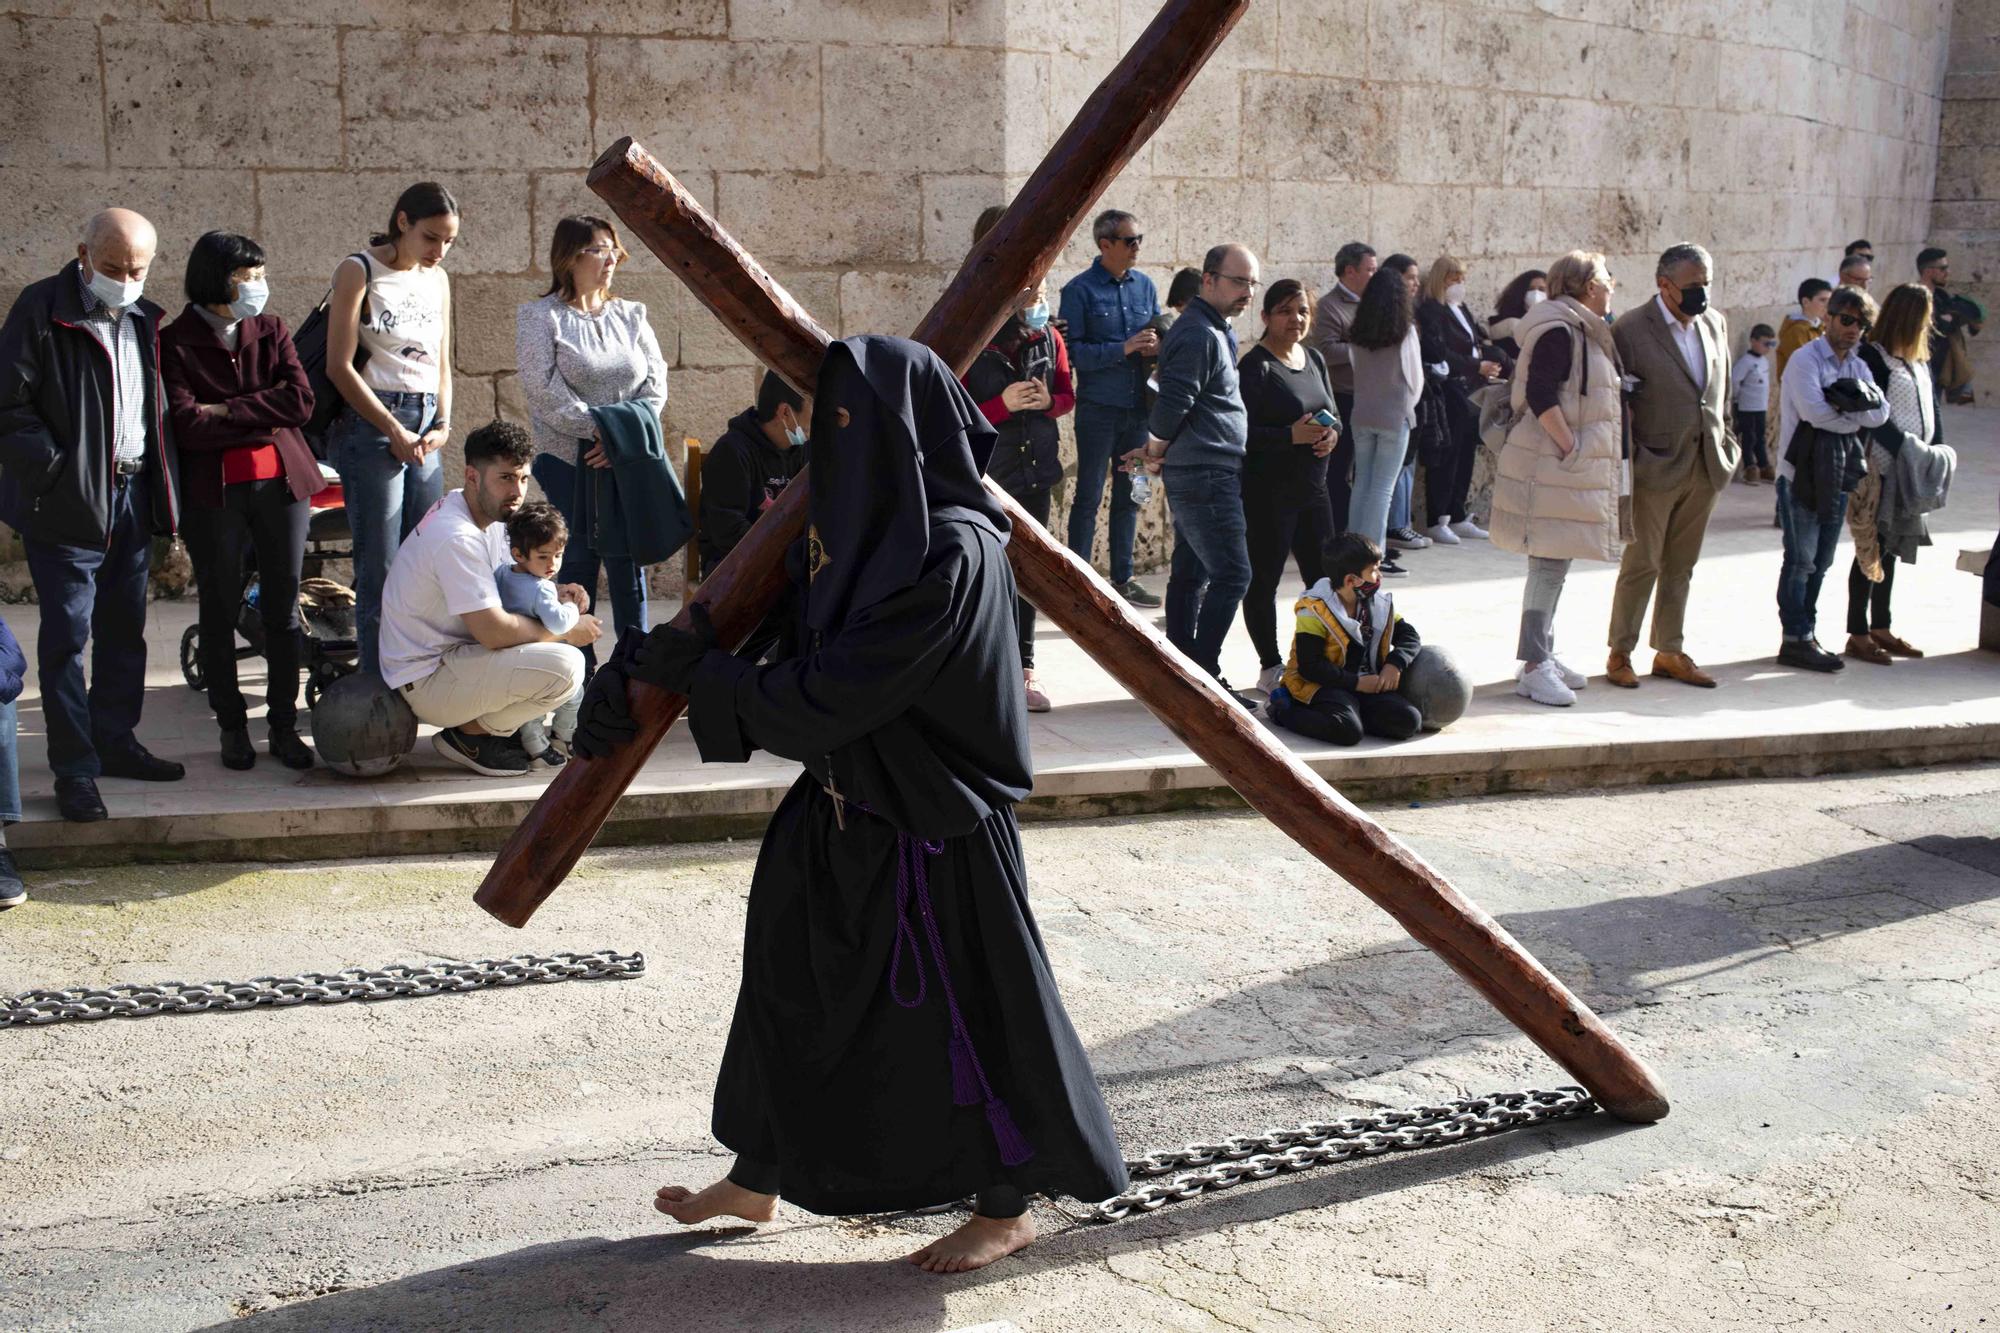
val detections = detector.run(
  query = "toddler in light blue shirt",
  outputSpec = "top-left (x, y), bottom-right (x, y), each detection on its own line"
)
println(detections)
top-left (497, 502), bottom-right (580, 767)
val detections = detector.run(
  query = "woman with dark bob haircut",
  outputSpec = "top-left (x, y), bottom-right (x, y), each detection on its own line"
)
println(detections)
top-left (160, 231), bottom-right (328, 770)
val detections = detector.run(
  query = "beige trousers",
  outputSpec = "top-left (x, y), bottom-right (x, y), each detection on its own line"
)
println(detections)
top-left (1606, 469), bottom-right (1725, 655)
top-left (399, 642), bottom-right (585, 738)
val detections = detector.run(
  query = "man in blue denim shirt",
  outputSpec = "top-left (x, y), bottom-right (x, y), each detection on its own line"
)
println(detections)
top-left (1058, 209), bottom-right (1163, 608)
top-left (1129, 244), bottom-right (1263, 711)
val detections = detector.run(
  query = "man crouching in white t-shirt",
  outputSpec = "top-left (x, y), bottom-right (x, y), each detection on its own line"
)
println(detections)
top-left (379, 421), bottom-right (604, 777)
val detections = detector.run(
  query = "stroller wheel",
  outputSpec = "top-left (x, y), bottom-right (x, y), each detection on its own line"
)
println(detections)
top-left (180, 624), bottom-right (205, 691)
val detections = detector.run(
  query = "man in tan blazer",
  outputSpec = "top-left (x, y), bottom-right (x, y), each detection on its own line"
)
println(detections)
top-left (1605, 243), bottom-right (1739, 688)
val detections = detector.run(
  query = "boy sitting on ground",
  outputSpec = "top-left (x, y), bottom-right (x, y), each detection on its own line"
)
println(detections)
top-left (497, 501), bottom-right (582, 769)
top-left (1267, 532), bottom-right (1424, 746)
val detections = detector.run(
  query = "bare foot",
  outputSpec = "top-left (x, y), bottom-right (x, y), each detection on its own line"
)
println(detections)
top-left (905, 1211), bottom-right (1038, 1274)
top-left (653, 1178), bottom-right (779, 1225)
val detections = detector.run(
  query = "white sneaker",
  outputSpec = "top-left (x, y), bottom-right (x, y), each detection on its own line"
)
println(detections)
top-left (1516, 659), bottom-right (1576, 707)
top-left (1547, 656), bottom-right (1587, 690)
top-left (1023, 670), bottom-right (1052, 713)
top-left (1425, 522), bottom-right (1461, 546)
top-left (1450, 517), bottom-right (1489, 540)
top-left (1256, 664), bottom-right (1283, 694)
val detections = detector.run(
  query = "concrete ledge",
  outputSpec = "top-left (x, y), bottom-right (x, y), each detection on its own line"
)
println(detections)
top-left (13, 717), bottom-right (1998, 869)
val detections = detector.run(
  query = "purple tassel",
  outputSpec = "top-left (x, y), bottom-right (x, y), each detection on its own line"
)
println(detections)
top-left (948, 1034), bottom-right (982, 1107)
top-left (985, 1097), bottom-right (1035, 1167)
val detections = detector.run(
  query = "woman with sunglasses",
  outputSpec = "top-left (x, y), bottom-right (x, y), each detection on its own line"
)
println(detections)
top-left (515, 214), bottom-right (669, 729)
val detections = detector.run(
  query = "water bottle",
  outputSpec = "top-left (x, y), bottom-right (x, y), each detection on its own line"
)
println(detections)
top-left (1129, 469), bottom-right (1153, 507)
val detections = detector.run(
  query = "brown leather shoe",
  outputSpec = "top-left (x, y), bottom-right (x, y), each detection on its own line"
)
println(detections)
top-left (1870, 629), bottom-right (1924, 658)
top-left (1759, 466), bottom-right (1776, 481)
top-left (1651, 651), bottom-right (1717, 687)
top-left (1606, 651), bottom-right (1640, 688)
top-left (1845, 633), bottom-right (1893, 665)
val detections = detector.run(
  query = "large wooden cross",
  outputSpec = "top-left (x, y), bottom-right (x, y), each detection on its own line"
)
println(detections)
top-left (475, 0), bottom-right (1669, 1125)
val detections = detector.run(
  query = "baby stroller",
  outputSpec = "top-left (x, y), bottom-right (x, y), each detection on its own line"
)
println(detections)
top-left (179, 465), bottom-right (361, 709)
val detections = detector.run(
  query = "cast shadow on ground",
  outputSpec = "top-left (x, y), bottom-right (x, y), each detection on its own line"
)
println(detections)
top-left (208, 1114), bottom-right (1636, 1333)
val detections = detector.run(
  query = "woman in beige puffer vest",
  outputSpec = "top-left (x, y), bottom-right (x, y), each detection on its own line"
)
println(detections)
top-left (1490, 251), bottom-right (1627, 704)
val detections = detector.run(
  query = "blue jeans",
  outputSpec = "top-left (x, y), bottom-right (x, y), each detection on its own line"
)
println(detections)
top-left (1775, 475), bottom-right (1849, 640)
top-left (331, 391), bottom-right (440, 677)
top-left (0, 698), bottom-right (21, 821)
top-left (1162, 464), bottom-right (1252, 678)
top-left (24, 471), bottom-right (153, 779)
top-left (532, 453), bottom-right (650, 671)
top-left (1389, 459), bottom-right (1415, 533)
top-left (1069, 402), bottom-right (1144, 586)
top-left (1349, 425), bottom-right (1409, 547)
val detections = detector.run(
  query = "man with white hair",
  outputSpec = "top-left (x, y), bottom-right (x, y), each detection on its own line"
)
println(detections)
top-left (0, 208), bottom-right (185, 823)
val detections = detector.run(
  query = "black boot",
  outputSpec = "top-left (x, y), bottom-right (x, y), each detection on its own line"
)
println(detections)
top-left (267, 727), bottom-right (314, 770)
top-left (220, 727), bottom-right (256, 771)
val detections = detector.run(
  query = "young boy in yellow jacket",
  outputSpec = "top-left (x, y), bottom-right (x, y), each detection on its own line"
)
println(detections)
top-left (1267, 532), bottom-right (1424, 746)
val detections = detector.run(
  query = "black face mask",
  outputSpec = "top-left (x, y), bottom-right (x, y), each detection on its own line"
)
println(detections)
top-left (1675, 283), bottom-right (1709, 317)
top-left (1354, 579), bottom-right (1381, 599)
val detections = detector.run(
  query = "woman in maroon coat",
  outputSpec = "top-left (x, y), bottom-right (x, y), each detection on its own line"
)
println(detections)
top-left (160, 232), bottom-right (326, 771)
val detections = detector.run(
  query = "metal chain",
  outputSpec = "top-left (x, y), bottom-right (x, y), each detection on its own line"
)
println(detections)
top-left (0, 950), bottom-right (645, 1029)
top-left (1086, 1086), bottom-right (1596, 1222)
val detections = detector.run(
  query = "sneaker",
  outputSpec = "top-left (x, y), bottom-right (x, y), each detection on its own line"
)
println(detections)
top-left (1380, 558), bottom-right (1409, 578)
top-left (1255, 663), bottom-right (1283, 694)
top-left (528, 744), bottom-right (569, 771)
top-left (1216, 678), bottom-right (1262, 712)
top-left (0, 849), bottom-right (25, 910)
top-left (1023, 670), bottom-right (1052, 713)
top-left (1118, 579), bottom-right (1163, 608)
top-left (1386, 526), bottom-right (1431, 550)
top-left (1449, 517), bottom-right (1489, 540)
top-left (1516, 660), bottom-right (1576, 707)
top-left (1547, 656), bottom-right (1587, 690)
top-left (433, 727), bottom-right (533, 777)
top-left (1425, 522), bottom-right (1461, 546)
top-left (1776, 637), bottom-right (1845, 673)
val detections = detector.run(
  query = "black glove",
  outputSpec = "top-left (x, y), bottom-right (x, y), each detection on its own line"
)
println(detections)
top-left (572, 660), bottom-right (639, 759)
top-left (1823, 376), bottom-right (1883, 415)
top-left (630, 601), bottom-right (719, 695)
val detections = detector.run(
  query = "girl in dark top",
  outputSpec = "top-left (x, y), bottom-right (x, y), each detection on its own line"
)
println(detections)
top-left (160, 231), bottom-right (326, 772)
top-left (1415, 255), bottom-right (1511, 544)
top-left (1236, 279), bottom-right (1338, 692)
top-left (1488, 269), bottom-right (1548, 361)
top-left (964, 281), bottom-right (1074, 712)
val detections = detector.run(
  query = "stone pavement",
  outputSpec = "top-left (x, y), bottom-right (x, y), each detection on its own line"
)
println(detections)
top-left (6, 407), bottom-right (1997, 866)
top-left (2, 768), bottom-right (1996, 1330)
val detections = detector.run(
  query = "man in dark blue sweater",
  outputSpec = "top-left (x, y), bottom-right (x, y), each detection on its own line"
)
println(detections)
top-left (1128, 243), bottom-right (1262, 711)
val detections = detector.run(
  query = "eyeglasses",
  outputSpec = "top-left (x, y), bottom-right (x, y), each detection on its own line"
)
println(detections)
top-left (579, 246), bottom-right (620, 259)
top-left (1832, 311), bottom-right (1872, 332)
top-left (1107, 234), bottom-right (1144, 248)
top-left (1206, 271), bottom-right (1261, 292)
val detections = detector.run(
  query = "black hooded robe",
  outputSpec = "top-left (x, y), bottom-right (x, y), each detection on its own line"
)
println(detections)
top-left (683, 336), bottom-right (1127, 1215)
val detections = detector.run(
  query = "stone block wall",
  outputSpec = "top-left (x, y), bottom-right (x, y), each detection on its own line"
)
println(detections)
top-left (0, 0), bottom-right (1961, 594)
top-left (1933, 0), bottom-right (1999, 385)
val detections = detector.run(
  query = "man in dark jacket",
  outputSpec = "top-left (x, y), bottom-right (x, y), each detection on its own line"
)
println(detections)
top-left (0, 208), bottom-right (185, 823)
top-left (699, 372), bottom-right (809, 663)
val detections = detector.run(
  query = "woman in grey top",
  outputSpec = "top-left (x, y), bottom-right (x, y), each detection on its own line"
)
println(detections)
top-left (516, 215), bottom-right (669, 671)
top-left (1345, 256), bottom-right (1424, 560)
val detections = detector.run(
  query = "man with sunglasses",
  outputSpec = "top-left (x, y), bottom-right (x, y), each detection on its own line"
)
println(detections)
top-left (1057, 210), bottom-right (1164, 609)
top-left (1773, 286), bottom-right (1888, 672)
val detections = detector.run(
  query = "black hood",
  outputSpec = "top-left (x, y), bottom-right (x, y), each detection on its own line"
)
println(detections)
top-left (804, 335), bottom-right (1006, 635)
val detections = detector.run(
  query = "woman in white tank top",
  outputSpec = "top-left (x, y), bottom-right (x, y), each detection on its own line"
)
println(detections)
top-left (325, 182), bottom-right (459, 677)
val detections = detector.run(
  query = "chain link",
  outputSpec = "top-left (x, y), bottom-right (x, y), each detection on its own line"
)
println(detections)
top-left (0, 950), bottom-right (645, 1029)
top-left (1087, 1086), bottom-right (1596, 1222)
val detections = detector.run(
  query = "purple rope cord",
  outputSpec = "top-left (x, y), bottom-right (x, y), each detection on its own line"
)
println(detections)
top-left (888, 829), bottom-right (1035, 1167)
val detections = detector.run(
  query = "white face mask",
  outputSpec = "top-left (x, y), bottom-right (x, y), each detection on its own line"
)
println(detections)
top-left (228, 278), bottom-right (269, 321)
top-left (85, 263), bottom-right (144, 310)
top-left (1444, 282), bottom-right (1467, 307)
top-left (1523, 289), bottom-right (1547, 306)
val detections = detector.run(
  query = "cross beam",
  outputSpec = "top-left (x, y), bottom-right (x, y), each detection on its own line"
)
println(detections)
top-left (474, 0), bottom-right (1669, 1126)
